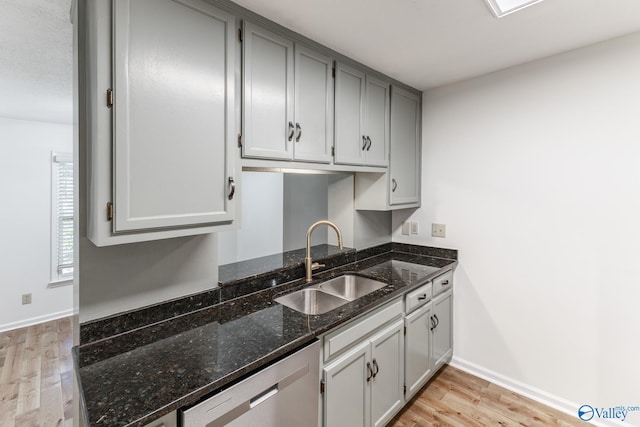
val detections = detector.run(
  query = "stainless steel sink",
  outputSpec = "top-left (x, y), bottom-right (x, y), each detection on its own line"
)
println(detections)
top-left (274, 288), bottom-right (349, 315)
top-left (274, 275), bottom-right (388, 314)
top-left (318, 275), bottom-right (387, 301)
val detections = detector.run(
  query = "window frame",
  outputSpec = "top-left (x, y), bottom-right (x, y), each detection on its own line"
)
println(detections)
top-left (50, 151), bottom-right (74, 286)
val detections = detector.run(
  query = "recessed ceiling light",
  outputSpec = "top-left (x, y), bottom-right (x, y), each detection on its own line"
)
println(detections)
top-left (483, 0), bottom-right (544, 18)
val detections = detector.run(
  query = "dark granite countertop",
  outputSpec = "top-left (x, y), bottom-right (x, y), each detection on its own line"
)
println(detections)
top-left (75, 244), bottom-right (457, 427)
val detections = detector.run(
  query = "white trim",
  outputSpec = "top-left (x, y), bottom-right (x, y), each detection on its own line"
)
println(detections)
top-left (0, 309), bottom-right (74, 333)
top-left (450, 356), bottom-right (627, 427)
top-left (48, 279), bottom-right (73, 288)
top-left (483, 0), bottom-right (544, 18)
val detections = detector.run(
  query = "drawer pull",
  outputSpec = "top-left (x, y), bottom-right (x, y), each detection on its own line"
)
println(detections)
top-left (372, 359), bottom-right (379, 378)
top-left (366, 362), bottom-right (373, 382)
top-left (430, 316), bottom-right (436, 331)
top-left (418, 294), bottom-right (427, 301)
top-left (441, 280), bottom-right (450, 286)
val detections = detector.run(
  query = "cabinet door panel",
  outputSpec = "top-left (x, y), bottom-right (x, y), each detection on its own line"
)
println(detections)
top-left (370, 319), bottom-right (404, 427)
top-left (113, 0), bottom-right (235, 232)
top-left (432, 290), bottom-right (453, 370)
top-left (243, 22), bottom-right (293, 160)
top-left (323, 341), bottom-right (370, 427)
top-left (334, 63), bottom-right (365, 166)
top-left (405, 304), bottom-right (432, 399)
top-left (364, 76), bottom-right (389, 167)
top-left (294, 45), bottom-right (333, 163)
top-left (389, 87), bottom-right (420, 205)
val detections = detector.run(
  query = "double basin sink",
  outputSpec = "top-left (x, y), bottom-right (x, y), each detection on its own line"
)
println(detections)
top-left (274, 274), bottom-right (387, 315)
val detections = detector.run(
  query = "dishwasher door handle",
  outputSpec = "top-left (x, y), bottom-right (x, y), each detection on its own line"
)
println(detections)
top-left (249, 384), bottom-right (279, 408)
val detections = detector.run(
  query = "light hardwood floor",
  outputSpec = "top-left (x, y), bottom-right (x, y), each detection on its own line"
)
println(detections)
top-left (391, 365), bottom-right (582, 427)
top-left (1, 318), bottom-right (582, 427)
top-left (0, 317), bottom-right (73, 427)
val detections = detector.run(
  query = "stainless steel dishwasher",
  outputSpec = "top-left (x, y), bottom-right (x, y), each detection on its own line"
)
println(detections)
top-left (181, 341), bottom-right (320, 426)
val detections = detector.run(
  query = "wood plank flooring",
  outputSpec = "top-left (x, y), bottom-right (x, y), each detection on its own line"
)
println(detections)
top-left (0, 318), bottom-right (73, 427)
top-left (1, 318), bottom-right (582, 427)
top-left (391, 365), bottom-right (582, 427)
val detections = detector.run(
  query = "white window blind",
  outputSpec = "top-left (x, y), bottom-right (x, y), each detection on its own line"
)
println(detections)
top-left (52, 153), bottom-right (74, 281)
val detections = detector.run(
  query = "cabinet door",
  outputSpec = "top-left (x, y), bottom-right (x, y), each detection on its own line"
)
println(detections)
top-left (112, 0), bottom-right (236, 232)
top-left (293, 45), bottom-right (333, 163)
top-left (334, 63), bottom-right (365, 166)
top-left (323, 341), bottom-right (371, 427)
top-left (243, 22), bottom-right (294, 160)
top-left (370, 319), bottom-right (404, 427)
top-left (405, 303), bottom-right (432, 400)
top-left (364, 76), bottom-right (389, 167)
top-left (389, 86), bottom-right (421, 205)
top-left (432, 290), bottom-right (453, 370)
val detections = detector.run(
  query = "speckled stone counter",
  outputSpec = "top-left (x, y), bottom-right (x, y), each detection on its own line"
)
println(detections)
top-left (75, 244), bottom-right (457, 427)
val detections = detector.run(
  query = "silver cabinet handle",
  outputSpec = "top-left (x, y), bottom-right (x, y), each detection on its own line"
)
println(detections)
top-left (288, 121), bottom-right (295, 141)
top-left (391, 178), bottom-right (398, 192)
top-left (228, 177), bottom-right (235, 200)
top-left (295, 123), bottom-right (302, 142)
top-left (362, 135), bottom-right (367, 150)
top-left (366, 136), bottom-right (372, 151)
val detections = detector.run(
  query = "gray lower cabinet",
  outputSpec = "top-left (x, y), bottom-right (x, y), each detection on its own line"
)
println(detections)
top-left (404, 303), bottom-right (433, 400)
top-left (86, 0), bottom-right (237, 246)
top-left (323, 319), bottom-right (404, 427)
top-left (334, 63), bottom-right (389, 167)
top-left (432, 289), bottom-right (453, 370)
top-left (242, 22), bottom-right (333, 163)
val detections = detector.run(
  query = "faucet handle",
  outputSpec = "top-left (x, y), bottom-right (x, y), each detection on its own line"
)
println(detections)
top-left (311, 262), bottom-right (325, 271)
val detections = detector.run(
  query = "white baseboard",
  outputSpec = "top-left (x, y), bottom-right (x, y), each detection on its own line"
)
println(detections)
top-left (450, 356), bottom-right (631, 427)
top-left (0, 309), bottom-right (74, 333)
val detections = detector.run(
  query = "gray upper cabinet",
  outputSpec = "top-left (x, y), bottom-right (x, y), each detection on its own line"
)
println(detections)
top-left (243, 22), bottom-right (333, 163)
top-left (389, 86), bottom-right (421, 206)
top-left (86, 0), bottom-right (238, 246)
top-left (335, 63), bottom-right (389, 167)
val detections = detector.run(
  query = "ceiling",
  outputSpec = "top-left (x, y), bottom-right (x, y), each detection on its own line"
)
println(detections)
top-left (2, 0), bottom-right (640, 124)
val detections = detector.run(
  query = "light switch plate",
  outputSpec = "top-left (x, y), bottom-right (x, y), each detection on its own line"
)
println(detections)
top-left (431, 223), bottom-right (446, 238)
top-left (402, 221), bottom-right (411, 236)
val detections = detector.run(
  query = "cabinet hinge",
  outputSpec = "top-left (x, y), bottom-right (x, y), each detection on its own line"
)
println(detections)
top-left (331, 146), bottom-right (335, 157)
top-left (403, 385), bottom-right (407, 395)
top-left (106, 89), bottom-right (113, 108)
top-left (237, 134), bottom-right (243, 148)
top-left (320, 380), bottom-right (325, 394)
top-left (404, 326), bottom-right (407, 336)
top-left (332, 66), bottom-right (335, 78)
top-left (238, 27), bottom-right (243, 42)
top-left (106, 202), bottom-right (113, 221)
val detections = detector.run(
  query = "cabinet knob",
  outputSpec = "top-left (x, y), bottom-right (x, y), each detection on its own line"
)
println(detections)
top-left (391, 178), bottom-right (398, 192)
top-left (228, 177), bottom-right (236, 200)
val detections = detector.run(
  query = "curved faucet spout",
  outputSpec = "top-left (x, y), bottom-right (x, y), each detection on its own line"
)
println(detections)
top-left (305, 220), bottom-right (344, 282)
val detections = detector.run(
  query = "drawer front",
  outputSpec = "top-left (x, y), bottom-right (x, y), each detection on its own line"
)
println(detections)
top-left (324, 298), bottom-right (403, 361)
top-left (405, 282), bottom-right (432, 314)
top-left (432, 270), bottom-right (453, 297)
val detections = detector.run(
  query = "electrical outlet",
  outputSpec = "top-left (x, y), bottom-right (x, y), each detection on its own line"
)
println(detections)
top-left (410, 221), bottom-right (419, 235)
top-left (22, 293), bottom-right (32, 305)
top-left (431, 223), bottom-right (446, 238)
top-left (402, 221), bottom-right (410, 236)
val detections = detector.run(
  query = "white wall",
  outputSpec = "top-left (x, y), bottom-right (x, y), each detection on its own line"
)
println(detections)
top-left (0, 117), bottom-right (73, 331)
top-left (394, 32), bottom-right (640, 420)
top-left (218, 172), bottom-right (284, 265)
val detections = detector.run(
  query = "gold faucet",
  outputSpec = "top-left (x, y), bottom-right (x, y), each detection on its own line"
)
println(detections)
top-left (305, 220), bottom-right (343, 282)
